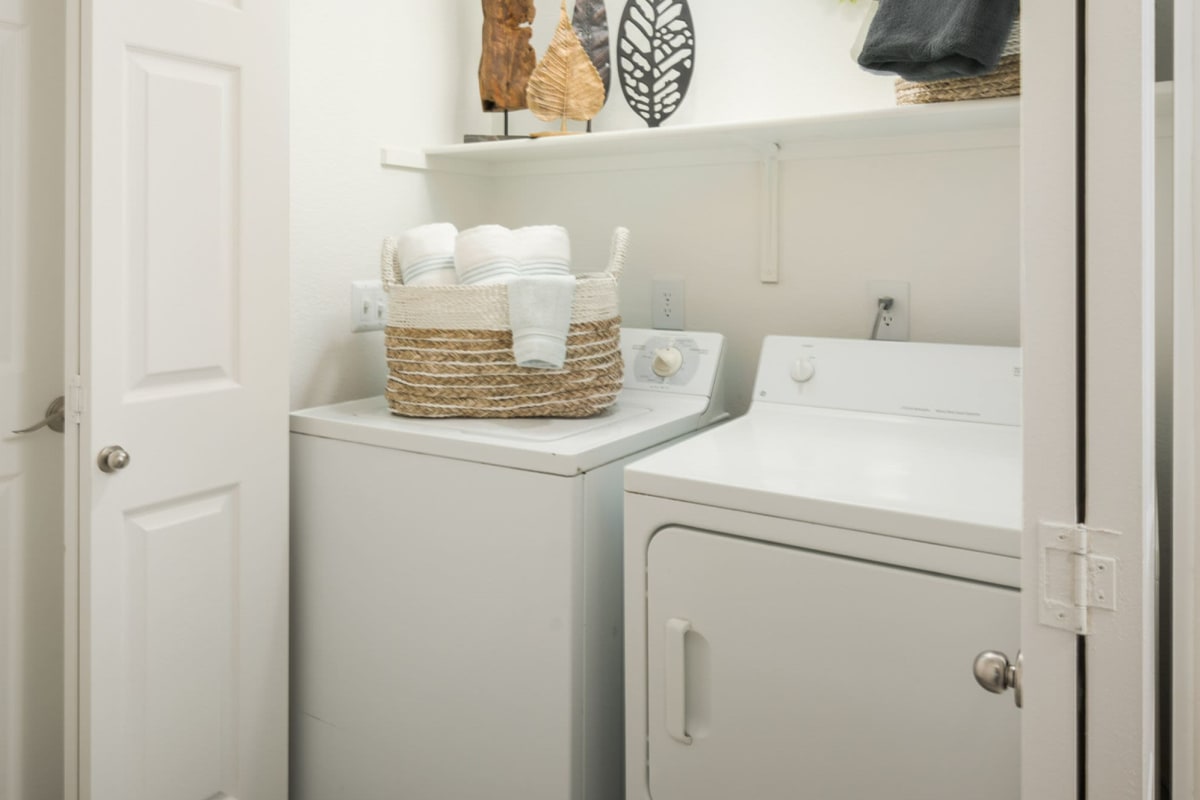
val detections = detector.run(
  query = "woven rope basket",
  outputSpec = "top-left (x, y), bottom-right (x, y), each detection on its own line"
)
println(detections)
top-left (381, 227), bottom-right (628, 418)
top-left (895, 19), bottom-right (1021, 105)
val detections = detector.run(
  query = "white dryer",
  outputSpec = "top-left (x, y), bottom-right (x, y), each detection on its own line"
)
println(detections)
top-left (289, 329), bottom-right (725, 800)
top-left (624, 336), bottom-right (1022, 800)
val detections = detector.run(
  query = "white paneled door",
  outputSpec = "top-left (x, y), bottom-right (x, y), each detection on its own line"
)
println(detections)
top-left (68, 1), bottom-right (289, 799)
top-left (0, 0), bottom-right (66, 797)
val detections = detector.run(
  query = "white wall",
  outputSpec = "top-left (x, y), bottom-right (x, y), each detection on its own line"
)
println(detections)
top-left (290, 0), bottom-right (488, 409)
top-left (292, 1), bottom-right (899, 412)
top-left (458, 0), bottom-right (896, 139)
top-left (484, 142), bottom-right (1020, 412)
top-left (3, 0), bottom-right (66, 797)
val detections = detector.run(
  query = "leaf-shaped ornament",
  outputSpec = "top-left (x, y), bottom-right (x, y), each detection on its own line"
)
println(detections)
top-left (572, 0), bottom-right (611, 101)
top-left (617, 0), bottom-right (696, 128)
top-left (526, 0), bottom-right (607, 131)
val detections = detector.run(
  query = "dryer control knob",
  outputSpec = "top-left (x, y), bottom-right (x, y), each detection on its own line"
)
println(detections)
top-left (790, 358), bottom-right (816, 383)
top-left (652, 347), bottom-right (685, 378)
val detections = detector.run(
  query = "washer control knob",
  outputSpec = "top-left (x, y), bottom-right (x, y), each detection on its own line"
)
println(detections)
top-left (652, 347), bottom-right (685, 378)
top-left (790, 357), bottom-right (816, 383)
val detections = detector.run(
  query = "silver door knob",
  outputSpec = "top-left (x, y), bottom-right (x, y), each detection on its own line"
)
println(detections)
top-left (12, 396), bottom-right (66, 434)
top-left (973, 650), bottom-right (1023, 708)
top-left (97, 446), bottom-right (131, 473)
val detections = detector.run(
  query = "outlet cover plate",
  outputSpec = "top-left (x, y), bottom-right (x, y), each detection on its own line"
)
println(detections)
top-left (866, 280), bottom-right (910, 341)
top-left (652, 277), bottom-right (685, 331)
top-left (352, 279), bottom-right (387, 333)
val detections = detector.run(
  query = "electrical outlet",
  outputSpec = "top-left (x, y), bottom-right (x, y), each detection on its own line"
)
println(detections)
top-left (652, 277), bottom-right (685, 331)
top-left (866, 280), bottom-right (910, 341)
top-left (351, 280), bottom-right (387, 333)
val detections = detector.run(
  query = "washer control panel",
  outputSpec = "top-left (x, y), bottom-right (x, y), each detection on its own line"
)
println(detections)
top-left (621, 329), bottom-right (724, 397)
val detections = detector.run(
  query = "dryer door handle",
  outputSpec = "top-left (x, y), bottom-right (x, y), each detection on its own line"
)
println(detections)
top-left (665, 618), bottom-right (693, 745)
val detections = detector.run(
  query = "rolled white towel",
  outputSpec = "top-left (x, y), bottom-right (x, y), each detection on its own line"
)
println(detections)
top-left (515, 225), bottom-right (571, 276)
top-left (507, 275), bottom-right (577, 370)
top-left (455, 225), bottom-right (520, 285)
top-left (399, 223), bottom-right (459, 286)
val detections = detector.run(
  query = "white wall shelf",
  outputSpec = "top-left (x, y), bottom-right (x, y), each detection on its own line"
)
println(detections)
top-left (383, 97), bottom-right (1022, 177)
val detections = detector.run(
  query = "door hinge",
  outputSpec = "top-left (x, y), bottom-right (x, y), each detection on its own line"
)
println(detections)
top-left (67, 375), bottom-right (84, 424)
top-left (1039, 522), bottom-right (1118, 634)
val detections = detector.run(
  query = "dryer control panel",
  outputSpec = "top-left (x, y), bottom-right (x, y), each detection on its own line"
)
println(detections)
top-left (621, 329), bottom-right (724, 397)
top-left (753, 336), bottom-right (1022, 426)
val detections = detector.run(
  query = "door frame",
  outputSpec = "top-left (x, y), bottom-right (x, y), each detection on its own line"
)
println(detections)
top-left (62, 0), bottom-right (80, 796)
top-left (1174, 0), bottom-right (1198, 793)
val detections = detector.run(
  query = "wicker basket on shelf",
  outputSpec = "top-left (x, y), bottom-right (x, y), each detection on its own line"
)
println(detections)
top-left (380, 227), bottom-right (627, 419)
top-left (895, 19), bottom-right (1021, 105)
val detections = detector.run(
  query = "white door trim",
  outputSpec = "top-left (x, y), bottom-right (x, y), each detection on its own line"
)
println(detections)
top-left (1020, 4), bottom-right (1082, 796)
top-left (1084, 2), bottom-right (1159, 797)
top-left (63, 0), bottom-right (80, 796)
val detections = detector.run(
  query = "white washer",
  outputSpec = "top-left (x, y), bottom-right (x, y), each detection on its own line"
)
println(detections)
top-left (624, 336), bottom-right (1023, 800)
top-left (289, 329), bottom-right (726, 800)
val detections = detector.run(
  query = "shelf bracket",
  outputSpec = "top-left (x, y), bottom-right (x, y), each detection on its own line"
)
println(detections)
top-left (380, 146), bottom-right (429, 171)
top-left (760, 143), bottom-right (781, 284)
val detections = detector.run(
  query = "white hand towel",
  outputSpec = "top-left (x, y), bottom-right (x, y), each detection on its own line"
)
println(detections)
top-left (455, 225), bottom-right (520, 285)
top-left (507, 275), bottom-right (577, 370)
top-left (515, 225), bottom-right (572, 276)
top-left (399, 223), bottom-right (459, 286)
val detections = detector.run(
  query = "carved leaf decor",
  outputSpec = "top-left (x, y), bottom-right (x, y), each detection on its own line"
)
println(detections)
top-left (526, 0), bottom-right (607, 132)
top-left (617, 0), bottom-right (695, 128)
top-left (572, 0), bottom-right (611, 101)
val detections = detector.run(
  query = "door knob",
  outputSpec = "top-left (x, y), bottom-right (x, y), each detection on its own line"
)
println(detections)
top-left (97, 446), bottom-right (131, 473)
top-left (12, 396), bottom-right (66, 434)
top-left (973, 650), bottom-right (1023, 708)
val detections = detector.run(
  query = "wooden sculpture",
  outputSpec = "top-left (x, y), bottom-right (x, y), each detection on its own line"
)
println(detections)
top-left (479, 0), bottom-right (537, 112)
top-left (526, 0), bottom-right (606, 135)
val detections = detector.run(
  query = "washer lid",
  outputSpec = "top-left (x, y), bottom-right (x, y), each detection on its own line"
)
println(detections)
top-left (290, 392), bottom-right (716, 476)
top-left (625, 403), bottom-right (1021, 557)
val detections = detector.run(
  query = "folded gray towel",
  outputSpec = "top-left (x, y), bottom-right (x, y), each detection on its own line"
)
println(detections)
top-left (857, 0), bottom-right (1018, 82)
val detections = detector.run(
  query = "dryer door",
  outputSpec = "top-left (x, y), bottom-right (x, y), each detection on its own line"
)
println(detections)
top-left (645, 526), bottom-right (1019, 800)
